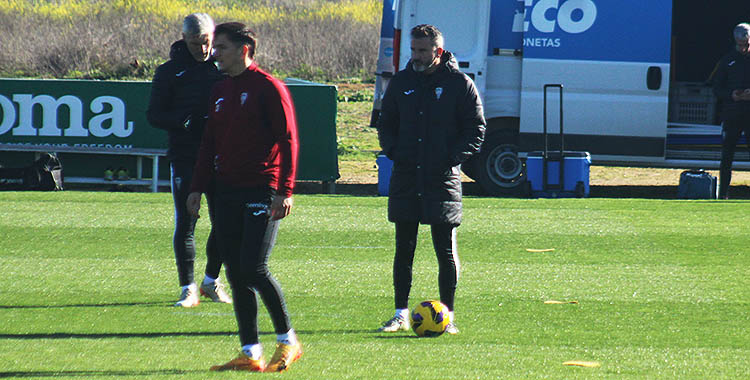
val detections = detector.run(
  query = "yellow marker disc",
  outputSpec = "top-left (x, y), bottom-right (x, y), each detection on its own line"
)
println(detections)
top-left (563, 360), bottom-right (601, 368)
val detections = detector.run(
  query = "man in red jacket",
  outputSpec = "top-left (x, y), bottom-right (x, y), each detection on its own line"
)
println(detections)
top-left (186, 22), bottom-right (301, 373)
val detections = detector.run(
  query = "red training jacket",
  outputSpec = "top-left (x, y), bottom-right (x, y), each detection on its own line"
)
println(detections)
top-left (190, 63), bottom-right (299, 197)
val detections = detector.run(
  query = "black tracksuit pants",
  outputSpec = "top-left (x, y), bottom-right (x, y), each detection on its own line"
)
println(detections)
top-left (170, 160), bottom-right (221, 286)
top-left (392, 221), bottom-right (459, 311)
top-left (720, 116), bottom-right (750, 198)
top-left (213, 184), bottom-right (292, 346)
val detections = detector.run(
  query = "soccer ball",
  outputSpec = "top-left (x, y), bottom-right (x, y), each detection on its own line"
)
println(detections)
top-left (410, 300), bottom-right (451, 337)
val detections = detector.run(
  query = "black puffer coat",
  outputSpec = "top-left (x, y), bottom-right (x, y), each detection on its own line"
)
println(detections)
top-left (147, 40), bottom-right (225, 162)
top-left (377, 51), bottom-right (485, 225)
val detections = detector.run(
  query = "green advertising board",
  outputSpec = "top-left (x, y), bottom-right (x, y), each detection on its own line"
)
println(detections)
top-left (0, 78), bottom-right (164, 151)
top-left (285, 79), bottom-right (339, 182)
top-left (0, 78), bottom-right (338, 185)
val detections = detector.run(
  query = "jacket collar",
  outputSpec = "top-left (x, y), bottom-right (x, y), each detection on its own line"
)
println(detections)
top-left (169, 40), bottom-right (218, 66)
top-left (233, 62), bottom-right (259, 79)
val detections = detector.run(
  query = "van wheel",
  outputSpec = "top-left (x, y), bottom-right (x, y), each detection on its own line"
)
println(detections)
top-left (476, 140), bottom-right (527, 196)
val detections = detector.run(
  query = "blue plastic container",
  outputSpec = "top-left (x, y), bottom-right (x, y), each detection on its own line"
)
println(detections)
top-left (526, 151), bottom-right (591, 198)
top-left (376, 154), bottom-right (393, 196)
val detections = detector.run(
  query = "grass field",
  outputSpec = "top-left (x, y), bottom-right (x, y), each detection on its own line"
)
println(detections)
top-left (1, 191), bottom-right (749, 379)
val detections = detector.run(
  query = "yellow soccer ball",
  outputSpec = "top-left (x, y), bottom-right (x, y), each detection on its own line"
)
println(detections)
top-left (410, 300), bottom-right (451, 337)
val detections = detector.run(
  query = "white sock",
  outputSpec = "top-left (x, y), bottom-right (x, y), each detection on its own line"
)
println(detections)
top-left (182, 283), bottom-right (197, 292)
top-left (395, 308), bottom-right (409, 320)
top-left (277, 329), bottom-right (298, 346)
top-left (449, 311), bottom-right (455, 324)
top-left (202, 275), bottom-right (216, 285)
top-left (242, 344), bottom-right (263, 360)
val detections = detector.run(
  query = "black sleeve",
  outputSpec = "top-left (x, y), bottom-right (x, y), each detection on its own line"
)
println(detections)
top-left (146, 63), bottom-right (190, 131)
top-left (377, 78), bottom-right (399, 160)
top-left (449, 76), bottom-right (486, 166)
top-left (712, 56), bottom-right (733, 104)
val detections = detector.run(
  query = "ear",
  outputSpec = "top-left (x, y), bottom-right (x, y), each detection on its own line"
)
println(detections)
top-left (242, 44), bottom-right (250, 57)
top-left (436, 47), bottom-right (444, 57)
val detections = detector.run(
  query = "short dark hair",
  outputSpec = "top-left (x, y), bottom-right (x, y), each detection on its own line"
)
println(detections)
top-left (411, 24), bottom-right (443, 48)
top-left (215, 22), bottom-right (257, 59)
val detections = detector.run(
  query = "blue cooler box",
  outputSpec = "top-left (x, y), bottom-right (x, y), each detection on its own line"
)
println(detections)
top-left (527, 151), bottom-right (591, 198)
top-left (376, 154), bottom-right (393, 196)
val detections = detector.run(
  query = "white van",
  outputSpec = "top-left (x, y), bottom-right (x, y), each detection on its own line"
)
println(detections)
top-left (371, 0), bottom-right (750, 194)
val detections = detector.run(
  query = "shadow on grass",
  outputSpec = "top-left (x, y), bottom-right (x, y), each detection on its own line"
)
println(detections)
top-left (372, 334), bottom-right (431, 340)
top-left (0, 301), bottom-right (171, 309)
top-left (0, 331), bottom-right (238, 340)
top-left (0, 369), bottom-right (201, 378)
top-left (588, 185), bottom-right (750, 199)
top-left (295, 329), bottom-right (378, 335)
top-left (462, 183), bottom-right (717, 199)
top-left (304, 182), bottom-right (750, 199)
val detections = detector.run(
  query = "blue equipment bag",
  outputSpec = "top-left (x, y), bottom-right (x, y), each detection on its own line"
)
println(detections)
top-left (376, 154), bottom-right (393, 196)
top-left (677, 169), bottom-right (717, 199)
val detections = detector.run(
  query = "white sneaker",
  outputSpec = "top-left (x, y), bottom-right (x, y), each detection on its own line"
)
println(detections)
top-left (175, 285), bottom-right (199, 307)
top-left (444, 323), bottom-right (459, 335)
top-left (200, 279), bottom-right (232, 304)
top-left (377, 316), bottom-right (410, 332)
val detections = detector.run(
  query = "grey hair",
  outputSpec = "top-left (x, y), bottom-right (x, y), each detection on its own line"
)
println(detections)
top-left (183, 13), bottom-right (214, 37)
top-left (734, 23), bottom-right (750, 41)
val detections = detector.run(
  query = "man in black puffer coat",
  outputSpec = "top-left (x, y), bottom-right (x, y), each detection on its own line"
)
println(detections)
top-left (376, 24), bottom-right (485, 335)
top-left (147, 13), bottom-right (230, 307)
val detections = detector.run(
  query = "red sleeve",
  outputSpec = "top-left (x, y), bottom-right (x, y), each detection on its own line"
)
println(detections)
top-left (267, 79), bottom-right (299, 197)
top-left (189, 87), bottom-right (219, 194)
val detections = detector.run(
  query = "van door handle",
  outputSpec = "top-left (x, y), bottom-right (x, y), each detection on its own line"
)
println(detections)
top-left (647, 66), bottom-right (662, 90)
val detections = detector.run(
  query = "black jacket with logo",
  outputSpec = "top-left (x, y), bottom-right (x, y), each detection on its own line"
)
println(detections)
top-left (147, 40), bottom-right (225, 162)
top-left (377, 51), bottom-right (485, 225)
top-left (712, 49), bottom-right (750, 121)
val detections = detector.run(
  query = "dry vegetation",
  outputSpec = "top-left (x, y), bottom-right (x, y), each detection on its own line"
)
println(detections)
top-left (0, 0), bottom-right (380, 81)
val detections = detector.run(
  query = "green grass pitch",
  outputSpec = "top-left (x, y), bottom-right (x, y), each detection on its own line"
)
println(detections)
top-left (0, 191), bottom-right (748, 379)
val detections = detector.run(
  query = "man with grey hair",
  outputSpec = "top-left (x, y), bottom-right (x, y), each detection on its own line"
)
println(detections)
top-left (712, 23), bottom-right (750, 199)
top-left (147, 13), bottom-right (229, 307)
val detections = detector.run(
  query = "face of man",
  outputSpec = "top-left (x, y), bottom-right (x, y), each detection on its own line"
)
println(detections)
top-left (184, 33), bottom-right (212, 62)
top-left (410, 37), bottom-right (443, 73)
top-left (212, 33), bottom-right (249, 76)
top-left (737, 36), bottom-right (750, 55)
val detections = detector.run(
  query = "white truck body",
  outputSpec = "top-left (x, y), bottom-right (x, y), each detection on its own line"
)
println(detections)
top-left (372, 0), bottom-right (750, 194)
